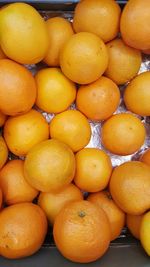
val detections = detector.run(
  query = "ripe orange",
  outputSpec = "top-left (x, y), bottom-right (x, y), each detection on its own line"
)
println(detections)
top-left (74, 148), bottom-right (112, 192)
top-left (38, 183), bottom-right (83, 225)
top-left (60, 32), bottom-right (108, 84)
top-left (0, 160), bottom-right (38, 205)
top-left (0, 136), bottom-right (8, 170)
top-left (0, 47), bottom-right (7, 59)
top-left (140, 149), bottom-right (150, 166)
top-left (126, 214), bottom-right (143, 239)
top-left (88, 191), bottom-right (125, 241)
top-left (0, 3), bottom-right (49, 64)
top-left (53, 200), bottom-right (111, 263)
top-left (76, 76), bottom-right (120, 121)
top-left (73, 0), bottom-right (121, 43)
top-left (109, 161), bottom-right (150, 215)
top-left (0, 111), bottom-right (7, 127)
top-left (124, 71), bottom-right (150, 116)
top-left (24, 139), bottom-right (75, 192)
top-left (140, 211), bottom-right (150, 256)
top-left (105, 38), bottom-right (142, 85)
top-left (0, 203), bottom-right (47, 259)
top-left (0, 59), bottom-right (36, 116)
top-left (35, 68), bottom-right (76, 113)
top-left (4, 109), bottom-right (49, 156)
top-left (50, 110), bottom-right (91, 152)
top-left (101, 113), bottom-right (146, 155)
top-left (44, 17), bottom-right (74, 66)
top-left (120, 0), bottom-right (150, 50)
top-left (142, 49), bottom-right (150, 55)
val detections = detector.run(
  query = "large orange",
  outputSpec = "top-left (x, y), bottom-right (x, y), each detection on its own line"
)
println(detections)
top-left (0, 160), bottom-right (38, 205)
top-left (4, 109), bottom-right (49, 156)
top-left (0, 203), bottom-right (47, 259)
top-left (105, 38), bottom-right (142, 85)
top-left (50, 110), bottom-right (91, 152)
top-left (109, 161), bottom-right (150, 215)
top-left (73, 0), bottom-right (121, 43)
top-left (140, 149), bottom-right (150, 166)
top-left (24, 139), bottom-right (75, 192)
top-left (0, 136), bottom-right (8, 170)
top-left (0, 59), bottom-right (36, 116)
top-left (124, 72), bottom-right (150, 116)
top-left (44, 17), bottom-right (74, 66)
top-left (35, 68), bottom-right (76, 113)
top-left (120, 0), bottom-right (150, 50)
top-left (101, 113), bottom-right (146, 155)
top-left (126, 214), bottom-right (143, 240)
top-left (0, 111), bottom-right (7, 127)
top-left (88, 191), bottom-right (125, 241)
top-left (140, 211), bottom-right (150, 256)
top-left (76, 76), bottom-right (120, 121)
top-left (74, 148), bottom-right (112, 192)
top-left (53, 200), bottom-right (111, 263)
top-left (38, 183), bottom-right (83, 225)
top-left (60, 32), bottom-right (108, 84)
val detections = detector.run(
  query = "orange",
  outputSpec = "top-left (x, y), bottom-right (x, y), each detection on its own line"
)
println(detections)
top-left (0, 136), bottom-right (8, 170)
top-left (124, 71), bottom-right (150, 116)
top-left (44, 17), bottom-right (74, 66)
top-left (4, 109), bottom-right (49, 156)
top-left (109, 161), bottom-right (150, 215)
top-left (60, 32), bottom-right (108, 84)
top-left (140, 149), bottom-right (150, 166)
top-left (142, 49), bottom-right (150, 55)
top-left (35, 68), bottom-right (76, 113)
top-left (0, 203), bottom-right (47, 259)
top-left (0, 111), bottom-right (7, 127)
top-left (76, 76), bottom-right (120, 121)
top-left (0, 59), bottom-right (36, 116)
top-left (50, 110), bottom-right (91, 152)
top-left (38, 183), bottom-right (83, 225)
top-left (101, 113), bottom-right (146, 156)
top-left (140, 211), bottom-right (150, 256)
top-left (105, 38), bottom-right (142, 85)
top-left (24, 139), bottom-right (75, 192)
top-left (74, 148), bottom-right (112, 192)
top-left (0, 47), bottom-right (7, 59)
top-left (0, 160), bottom-right (38, 205)
top-left (120, 0), bottom-right (150, 50)
top-left (126, 214), bottom-right (143, 239)
top-left (53, 200), bottom-right (111, 263)
top-left (88, 191), bottom-right (125, 241)
top-left (0, 3), bottom-right (49, 64)
top-left (73, 0), bottom-right (121, 43)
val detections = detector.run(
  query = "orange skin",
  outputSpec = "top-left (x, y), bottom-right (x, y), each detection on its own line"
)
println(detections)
top-left (0, 136), bottom-right (8, 170)
top-left (126, 214), bottom-right (143, 239)
top-left (53, 200), bottom-right (111, 263)
top-left (0, 203), bottom-right (48, 259)
top-left (109, 161), bottom-right (150, 215)
top-left (0, 59), bottom-right (36, 116)
top-left (140, 211), bottom-right (150, 256)
top-left (101, 113), bottom-right (146, 156)
top-left (0, 160), bottom-right (38, 205)
top-left (38, 183), bottom-right (83, 225)
top-left (140, 149), bottom-right (150, 166)
top-left (88, 191), bottom-right (125, 241)
top-left (0, 111), bottom-right (7, 127)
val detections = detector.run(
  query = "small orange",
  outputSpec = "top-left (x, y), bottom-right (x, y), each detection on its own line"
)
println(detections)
top-left (105, 38), bottom-right (142, 85)
top-left (38, 183), bottom-right (83, 225)
top-left (24, 139), bottom-right (75, 192)
top-left (50, 110), bottom-right (91, 152)
top-left (124, 71), bottom-right (150, 116)
top-left (76, 76), bottom-right (120, 121)
top-left (0, 160), bottom-right (38, 205)
top-left (44, 17), bottom-right (74, 66)
top-left (88, 191), bottom-right (125, 241)
top-left (101, 113), bottom-right (146, 155)
top-left (0, 111), bottom-right (7, 127)
top-left (0, 203), bottom-right (47, 259)
top-left (74, 148), bottom-right (112, 192)
top-left (140, 149), bottom-right (150, 166)
top-left (109, 161), bottom-right (150, 215)
top-left (4, 109), bottom-right (49, 156)
top-left (126, 214), bottom-right (143, 239)
top-left (140, 211), bottom-right (150, 256)
top-left (53, 200), bottom-right (111, 263)
top-left (35, 68), bottom-right (76, 113)
top-left (60, 32), bottom-right (108, 84)
top-left (0, 59), bottom-right (36, 116)
top-left (0, 136), bottom-right (8, 170)
top-left (73, 0), bottom-right (121, 43)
